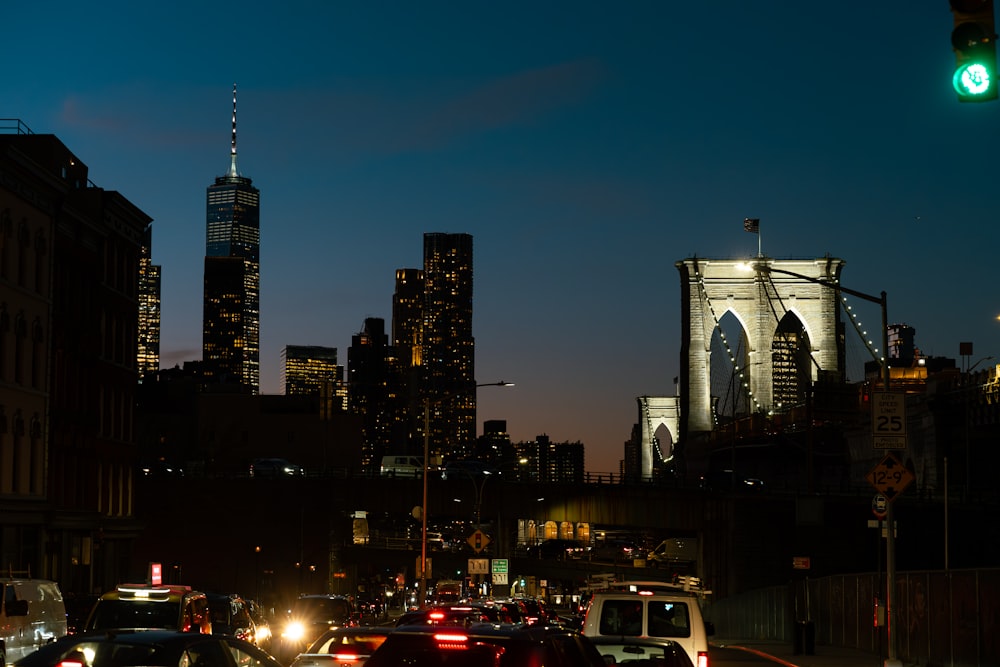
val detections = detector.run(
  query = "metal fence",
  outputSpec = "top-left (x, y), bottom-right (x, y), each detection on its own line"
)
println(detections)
top-left (704, 568), bottom-right (1000, 667)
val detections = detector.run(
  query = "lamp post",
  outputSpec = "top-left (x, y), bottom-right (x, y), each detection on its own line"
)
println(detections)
top-left (418, 380), bottom-right (513, 609)
top-left (254, 546), bottom-right (261, 602)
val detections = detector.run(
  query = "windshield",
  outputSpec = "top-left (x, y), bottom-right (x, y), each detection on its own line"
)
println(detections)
top-left (87, 599), bottom-right (180, 631)
top-left (293, 598), bottom-right (351, 624)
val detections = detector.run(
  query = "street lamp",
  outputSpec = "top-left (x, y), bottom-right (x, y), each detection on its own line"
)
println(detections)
top-left (418, 380), bottom-right (513, 609)
top-left (752, 260), bottom-right (900, 664)
top-left (254, 546), bottom-right (261, 602)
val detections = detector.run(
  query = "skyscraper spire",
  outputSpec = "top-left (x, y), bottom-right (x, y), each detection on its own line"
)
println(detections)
top-left (228, 83), bottom-right (239, 178)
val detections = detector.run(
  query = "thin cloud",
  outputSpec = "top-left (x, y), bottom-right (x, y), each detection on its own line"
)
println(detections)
top-left (408, 59), bottom-right (607, 148)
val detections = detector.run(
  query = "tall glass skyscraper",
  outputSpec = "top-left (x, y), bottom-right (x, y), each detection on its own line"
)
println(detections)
top-left (137, 223), bottom-right (161, 382)
top-left (203, 85), bottom-right (260, 392)
top-left (422, 232), bottom-right (475, 460)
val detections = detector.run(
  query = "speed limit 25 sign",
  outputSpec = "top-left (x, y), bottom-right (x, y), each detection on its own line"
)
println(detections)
top-left (871, 391), bottom-right (906, 449)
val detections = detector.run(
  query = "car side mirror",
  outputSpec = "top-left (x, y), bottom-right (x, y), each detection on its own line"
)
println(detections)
top-left (705, 620), bottom-right (715, 636)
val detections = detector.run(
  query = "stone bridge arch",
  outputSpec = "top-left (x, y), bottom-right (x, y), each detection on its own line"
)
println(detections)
top-left (637, 396), bottom-right (680, 479)
top-left (675, 257), bottom-right (846, 436)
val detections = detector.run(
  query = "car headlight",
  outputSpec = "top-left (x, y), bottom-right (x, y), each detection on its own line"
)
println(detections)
top-left (283, 621), bottom-right (306, 642)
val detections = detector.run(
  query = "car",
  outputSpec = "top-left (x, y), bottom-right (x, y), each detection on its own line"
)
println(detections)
top-left (83, 584), bottom-right (212, 634)
top-left (0, 578), bottom-right (68, 664)
top-left (278, 595), bottom-right (357, 660)
top-left (439, 459), bottom-right (497, 480)
top-left (206, 593), bottom-right (257, 645)
top-left (395, 603), bottom-right (501, 627)
top-left (526, 538), bottom-right (591, 560)
top-left (288, 627), bottom-right (392, 667)
top-left (511, 597), bottom-right (551, 625)
top-left (13, 629), bottom-right (283, 667)
top-left (488, 600), bottom-right (526, 624)
top-left (246, 599), bottom-right (272, 650)
top-left (594, 539), bottom-right (642, 562)
top-left (588, 636), bottom-right (695, 667)
top-left (363, 623), bottom-right (607, 667)
top-left (582, 581), bottom-right (714, 667)
top-left (379, 455), bottom-right (424, 477)
top-left (250, 458), bottom-right (304, 477)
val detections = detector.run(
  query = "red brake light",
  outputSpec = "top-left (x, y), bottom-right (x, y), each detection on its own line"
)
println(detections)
top-left (331, 653), bottom-right (360, 662)
top-left (697, 650), bottom-right (709, 667)
top-left (58, 661), bottom-right (85, 667)
top-left (434, 632), bottom-right (469, 650)
top-left (638, 590), bottom-right (654, 596)
top-left (429, 611), bottom-right (445, 620)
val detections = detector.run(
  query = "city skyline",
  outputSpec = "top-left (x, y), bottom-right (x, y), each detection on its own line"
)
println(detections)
top-left (5, 2), bottom-right (999, 473)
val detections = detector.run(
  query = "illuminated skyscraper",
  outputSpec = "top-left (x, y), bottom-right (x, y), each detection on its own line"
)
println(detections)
top-left (422, 232), bottom-right (475, 460)
top-left (137, 223), bottom-right (161, 382)
top-left (203, 85), bottom-right (260, 392)
top-left (281, 345), bottom-right (340, 397)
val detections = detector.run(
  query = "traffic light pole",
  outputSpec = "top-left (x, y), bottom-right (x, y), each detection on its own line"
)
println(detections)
top-left (756, 263), bottom-right (899, 666)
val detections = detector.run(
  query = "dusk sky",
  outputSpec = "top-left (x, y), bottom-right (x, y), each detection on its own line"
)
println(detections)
top-left (5, 2), bottom-right (999, 473)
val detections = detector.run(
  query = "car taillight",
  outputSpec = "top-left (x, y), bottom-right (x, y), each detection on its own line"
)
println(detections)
top-left (57, 661), bottom-right (85, 667)
top-left (697, 650), bottom-right (709, 667)
top-left (331, 653), bottom-right (360, 662)
top-left (434, 632), bottom-right (469, 650)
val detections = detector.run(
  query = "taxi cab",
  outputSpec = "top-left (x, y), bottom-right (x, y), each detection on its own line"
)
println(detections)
top-left (84, 584), bottom-right (212, 634)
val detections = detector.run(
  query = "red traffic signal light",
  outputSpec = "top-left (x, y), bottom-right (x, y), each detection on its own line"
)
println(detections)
top-left (950, 0), bottom-right (999, 102)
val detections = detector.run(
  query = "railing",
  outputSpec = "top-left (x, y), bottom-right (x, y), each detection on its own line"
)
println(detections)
top-left (704, 568), bottom-right (1000, 667)
top-left (0, 119), bottom-right (33, 134)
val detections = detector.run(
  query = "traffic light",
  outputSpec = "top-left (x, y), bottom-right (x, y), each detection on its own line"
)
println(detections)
top-left (950, 0), bottom-right (998, 102)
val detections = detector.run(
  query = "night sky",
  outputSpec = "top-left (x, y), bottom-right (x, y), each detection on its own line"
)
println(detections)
top-left (5, 2), bottom-right (998, 473)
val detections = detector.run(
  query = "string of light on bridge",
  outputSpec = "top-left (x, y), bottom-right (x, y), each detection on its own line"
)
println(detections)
top-left (693, 269), bottom-right (766, 416)
top-left (840, 294), bottom-right (884, 365)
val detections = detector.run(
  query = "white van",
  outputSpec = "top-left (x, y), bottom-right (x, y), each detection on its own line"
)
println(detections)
top-left (582, 580), bottom-right (714, 667)
top-left (0, 578), bottom-right (68, 665)
top-left (380, 455), bottom-right (424, 477)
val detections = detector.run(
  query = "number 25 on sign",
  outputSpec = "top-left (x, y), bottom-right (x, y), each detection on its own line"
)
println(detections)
top-left (872, 391), bottom-right (906, 449)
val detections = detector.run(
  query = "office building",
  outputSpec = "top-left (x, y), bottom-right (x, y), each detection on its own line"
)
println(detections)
top-left (422, 233), bottom-right (475, 460)
top-left (281, 345), bottom-right (341, 397)
top-left (137, 223), bottom-right (161, 382)
top-left (203, 85), bottom-right (260, 392)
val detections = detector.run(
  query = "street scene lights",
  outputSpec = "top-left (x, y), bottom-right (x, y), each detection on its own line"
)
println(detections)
top-left (418, 380), bottom-right (513, 608)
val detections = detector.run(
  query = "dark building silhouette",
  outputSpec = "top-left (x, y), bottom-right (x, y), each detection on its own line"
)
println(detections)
top-left (348, 318), bottom-right (393, 470)
top-left (422, 233), bottom-right (475, 460)
top-left (0, 125), bottom-right (149, 591)
top-left (391, 268), bottom-right (424, 454)
top-left (474, 419), bottom-right (515, 470)
top-left (203, 85), bottom-right (260, 393)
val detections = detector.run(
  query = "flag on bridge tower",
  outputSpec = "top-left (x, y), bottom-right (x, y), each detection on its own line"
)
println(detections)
top-left (743, 218), bottom-right (760, 233)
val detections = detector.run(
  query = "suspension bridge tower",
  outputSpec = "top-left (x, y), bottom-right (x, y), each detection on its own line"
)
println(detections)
top-left (675, 256), bottom-right (847, 439)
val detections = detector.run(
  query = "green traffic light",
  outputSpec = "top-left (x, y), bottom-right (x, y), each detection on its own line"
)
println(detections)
top-left (953, 61), bottom-right (995, 97)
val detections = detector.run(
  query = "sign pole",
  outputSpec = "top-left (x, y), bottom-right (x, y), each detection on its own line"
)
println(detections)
top-left (879, 290), bottom-right (902, 667)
